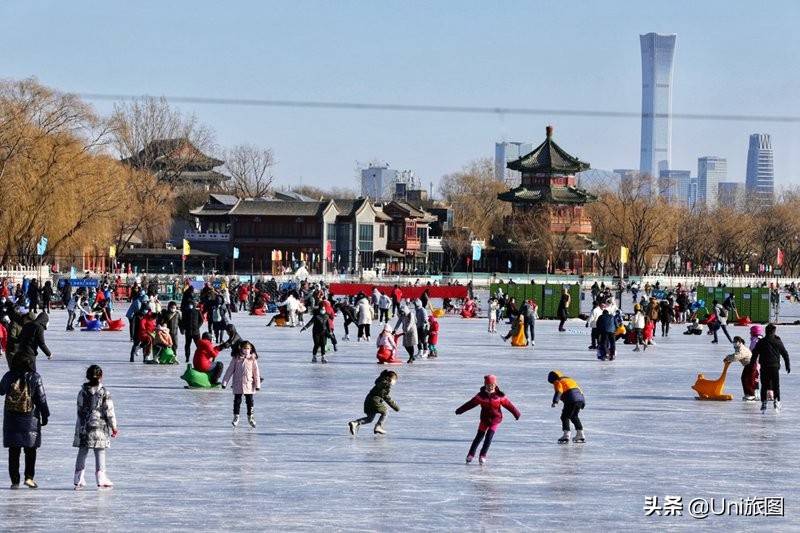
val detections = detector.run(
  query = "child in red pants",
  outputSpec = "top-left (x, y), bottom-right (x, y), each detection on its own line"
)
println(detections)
top-left (455, 375), bottom-right (520, 465)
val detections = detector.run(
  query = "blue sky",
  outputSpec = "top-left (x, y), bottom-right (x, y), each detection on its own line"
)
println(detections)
top-left (3, 0), bottom-right (799, 191)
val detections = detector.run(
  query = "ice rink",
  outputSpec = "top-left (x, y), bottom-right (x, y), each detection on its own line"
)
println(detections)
top-left (2, 299), bottom-right (799, 531)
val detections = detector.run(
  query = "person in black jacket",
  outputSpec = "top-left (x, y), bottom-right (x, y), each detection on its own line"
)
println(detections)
top-left (596, 309), bottom-right (616, 361)
top-left (300, 305), bottom-right (332, 363)
top-left (181, 302), bottom-right (202, 364)
top-left (751, 323), bottom-right (790, 411)
top-left (158, 301), bottom-right (181, 354)
top-left (40, 281), bottom-right (53, 315)
top-left (0, 356), bottom-right (50, 489)
top-left (15, 313), bottom-right (52, 371)
top-left (26, 279), bottom-right (40, 313)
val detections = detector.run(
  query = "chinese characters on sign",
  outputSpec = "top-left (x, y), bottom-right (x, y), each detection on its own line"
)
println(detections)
top-left (644, 496), bottom-right (784, 519)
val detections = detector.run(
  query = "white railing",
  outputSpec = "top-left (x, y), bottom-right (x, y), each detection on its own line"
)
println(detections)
top-left (183, 231), bottom-right (230, 242)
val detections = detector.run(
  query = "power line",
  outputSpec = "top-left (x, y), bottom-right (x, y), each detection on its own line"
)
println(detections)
top-left (78, 92), bottom-right (800, 124)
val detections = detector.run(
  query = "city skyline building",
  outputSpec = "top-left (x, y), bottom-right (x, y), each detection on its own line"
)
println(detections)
top-left (697, 156), bottom-right (727, 209)
top-left (495, 141), bottom-right (534, 183)
top-left (687, 176), bottom-right (699, 208)
top-left (658, 169), bottom-right (690, 205)
top-left (745, 133), bottom-right (775, 206)
top-left (639, 32), bottom-right (677, 179)
top-left (360, 164), bottom-right (397, 200)
top-left (718, 181), bottom-right (745, 209)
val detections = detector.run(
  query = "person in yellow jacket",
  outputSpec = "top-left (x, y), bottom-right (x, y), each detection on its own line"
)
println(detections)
top-left (502, 314), bottom-right (527, 347)
top-left (548, 370), bottom-right (586, 443)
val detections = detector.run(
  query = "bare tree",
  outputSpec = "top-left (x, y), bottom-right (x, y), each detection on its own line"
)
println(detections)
top-left (441, 228), bottom-right (472, 273)
top-left (223, 144), bottom-right (276, 198)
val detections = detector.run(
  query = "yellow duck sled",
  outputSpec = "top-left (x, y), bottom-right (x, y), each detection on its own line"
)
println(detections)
top-left (692, 360), bottom-right (734, 401)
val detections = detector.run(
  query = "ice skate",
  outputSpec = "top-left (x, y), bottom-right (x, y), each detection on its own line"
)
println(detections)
top-left (761, 401), bottom-right (768, 412)
top-left (573, 430), bottom-right (586, 443)
top-left (774, 400), bottom-right (781, 412)
top-left (96, 471), bottom-right (113, 488)
top-left (478, 456), bottom-right (487, 465)
top-left (742, 395), bottom-right (757, 402)
top-left (9, 484), bottom-right (19, 490)
top-left (373, 424), bottom-right (386, 435)
top-left (465, 454), bottom-right (474, 464)
top-left (311, 356), bottom-right (317, 363)
top-left (633, 347), bottom-right (640, 352)
top-left (74, 470), bottom-right (86, 490)
top-left (248, 414), bottom-right (256, 428)
top-left (343, 335), bottom-right (350, 341)
top-left (321, 356), bottom-right (328, 364)
top-left (23, 479), bottom-right (37, 489)
top-left (348, 421), bottom-right (360, 436)
top-left (232, 415), bottom-right (239, 427)
top-left (558, 431), bottom-right (571, 444)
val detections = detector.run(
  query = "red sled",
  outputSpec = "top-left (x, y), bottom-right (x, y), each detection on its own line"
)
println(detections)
top-left (104, 318), bottom-right (125, 331)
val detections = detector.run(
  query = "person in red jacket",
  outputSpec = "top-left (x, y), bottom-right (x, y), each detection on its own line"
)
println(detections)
top-left (136, 311), bottom-right (157, 363)
top-left (427, 315), bottom-right (439, 358)
top-left (455, 375), bottom-right (520, 465)
top-left (193, 332), bottom-right (224, 384)
top-left (391, 285), bottom-right (403, 318)
top-left (237, 284), bottom-right (250, 312)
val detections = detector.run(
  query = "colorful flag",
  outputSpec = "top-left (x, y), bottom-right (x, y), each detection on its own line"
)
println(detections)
top-left (37, 236), bottom-right (48, 256)
top-left (109, 245), bottom-right (116, 259)
top-left (777, 248), bottom-right (784, 267)
top-left (471, 243), bottom-right (482, 261)
top-left (182, 239), bottom-right (191, 256)
top-left (233, 247), bottom-right (240, 260)
top-left (620, 246), bottom-right (629, 264)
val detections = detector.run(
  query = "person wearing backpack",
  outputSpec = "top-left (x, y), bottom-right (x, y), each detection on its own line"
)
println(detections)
top-left (0, 357), bottom-right (49, 489)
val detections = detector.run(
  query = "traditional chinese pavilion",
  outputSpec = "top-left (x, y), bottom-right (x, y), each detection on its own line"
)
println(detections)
top-left (497, 125), bottom-right (598, 274)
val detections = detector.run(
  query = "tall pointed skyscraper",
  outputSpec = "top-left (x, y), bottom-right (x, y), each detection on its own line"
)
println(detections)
top-left (745, 133), bottom-right (774, 206)
top-left (639, 33), bottom-right (677, 179)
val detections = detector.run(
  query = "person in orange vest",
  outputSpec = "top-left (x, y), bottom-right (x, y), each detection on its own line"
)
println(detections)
top-left (548, 370), bottom-right (586, 444)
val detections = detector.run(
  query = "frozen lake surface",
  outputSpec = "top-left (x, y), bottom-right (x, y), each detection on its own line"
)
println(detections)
top-left (3, 300), bottom-right (800, 532)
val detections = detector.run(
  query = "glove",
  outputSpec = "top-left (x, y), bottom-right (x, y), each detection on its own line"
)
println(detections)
top-left (112, 429), bottom-right (119, 438)
top-left (40, 417), bottom-right (48, 427)
top-left (787, 367), bottom-right (791, 374)
top-left (551, 402), bottom-right (557, 408)
top-left (221, 385), bottom-right (226, 389)
top-left (256, 388), bottom-right (261, 391)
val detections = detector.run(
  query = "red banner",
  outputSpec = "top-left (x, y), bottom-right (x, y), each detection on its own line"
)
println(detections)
top-left (329, 283), bottom-right (467, 299)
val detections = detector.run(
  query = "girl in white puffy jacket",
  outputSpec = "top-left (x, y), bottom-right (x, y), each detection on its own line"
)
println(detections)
top-left (632, 305), bottom-right (646, 352)
top-left (488, 299), bottom-right (499, 333)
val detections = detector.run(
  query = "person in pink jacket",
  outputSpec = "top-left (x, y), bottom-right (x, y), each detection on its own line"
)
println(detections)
top-left (455, 374), bottom-right (520, 465)
top-left (221, 341), bottom-right (261, 428)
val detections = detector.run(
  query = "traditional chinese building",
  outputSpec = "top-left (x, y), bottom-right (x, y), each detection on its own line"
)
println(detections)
top-left (122, 138), bottom-right (228, 189)
top-left (497, 126), bottom-right (598, 274)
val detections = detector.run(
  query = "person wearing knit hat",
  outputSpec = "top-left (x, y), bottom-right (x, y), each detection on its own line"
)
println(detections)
top-left (455, 375), bottom-right (520, 465)
top-left (548, 370), bottom-right (586, 443)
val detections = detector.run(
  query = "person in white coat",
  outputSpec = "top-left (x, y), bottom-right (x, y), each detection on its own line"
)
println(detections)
top-left (277, 293), bottom-right (300, 327)
top-left (356, 296), bottom-right (374, 341)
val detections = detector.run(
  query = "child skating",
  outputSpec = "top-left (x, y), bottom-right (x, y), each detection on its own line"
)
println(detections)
top-left (376, 324), bottom-right (402, 364)
top-left (73, 365), bottom-right (118, 489)
top-left (222, 341), bottom-right (261, 427)
top-left (348, 369), bottom-right (399, 435)
top-left (427, 314), bottom-right (439, 358)
top-left (548, 370), bottom-right (586, 443)
top-left (724, 336), bottom-right (757, 401)
top-left (455, 375), bottom-right (520, 465)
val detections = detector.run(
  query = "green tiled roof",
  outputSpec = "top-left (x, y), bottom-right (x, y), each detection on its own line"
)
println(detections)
top-left (507, 126), bottom-right (590, 174)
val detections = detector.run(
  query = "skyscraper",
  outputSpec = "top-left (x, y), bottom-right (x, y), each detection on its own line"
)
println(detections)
top-left (688, 177), bottom-right (699, 208)
top-left (717, 181), bottom-right (745, 209)
top-left (639, 33), bottom-right (677, 179)
top-left (697, 156), bottom-right (727, 209)
top-left (495, 141), bottom-right (534, 183)
top-left (745, 133), bottom-right (774, 206)
top-left (658, 169), bottom-right (690, 205)
top-left (360, 165), bottom-right (397, 200)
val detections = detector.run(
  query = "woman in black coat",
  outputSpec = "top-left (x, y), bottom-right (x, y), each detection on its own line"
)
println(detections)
top-left (0, 357), bottom-right (49, 488)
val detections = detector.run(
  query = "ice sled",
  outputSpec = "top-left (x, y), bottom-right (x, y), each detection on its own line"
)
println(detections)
top-left (157, 347), bottom-right (178, 365)
top-left (692, 360), bottom-right (734, 401)
top-left (104, 318), bottom-right (125, 331)
top-left (180, 364), bottom-right (221, 389)
top-left (735, 316), bottom-right (752, 326)
top-left (82, 318), bottom-right (101, 331)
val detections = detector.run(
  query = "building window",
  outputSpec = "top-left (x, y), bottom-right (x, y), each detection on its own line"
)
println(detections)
top-left (358, 224), bottom-right (374, 252)
top-left (379, 224), bottom-right (385, 238)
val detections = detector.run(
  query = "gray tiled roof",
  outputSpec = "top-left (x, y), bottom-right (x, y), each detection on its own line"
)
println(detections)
top-left (229, 199), bottom-right (329, 217)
